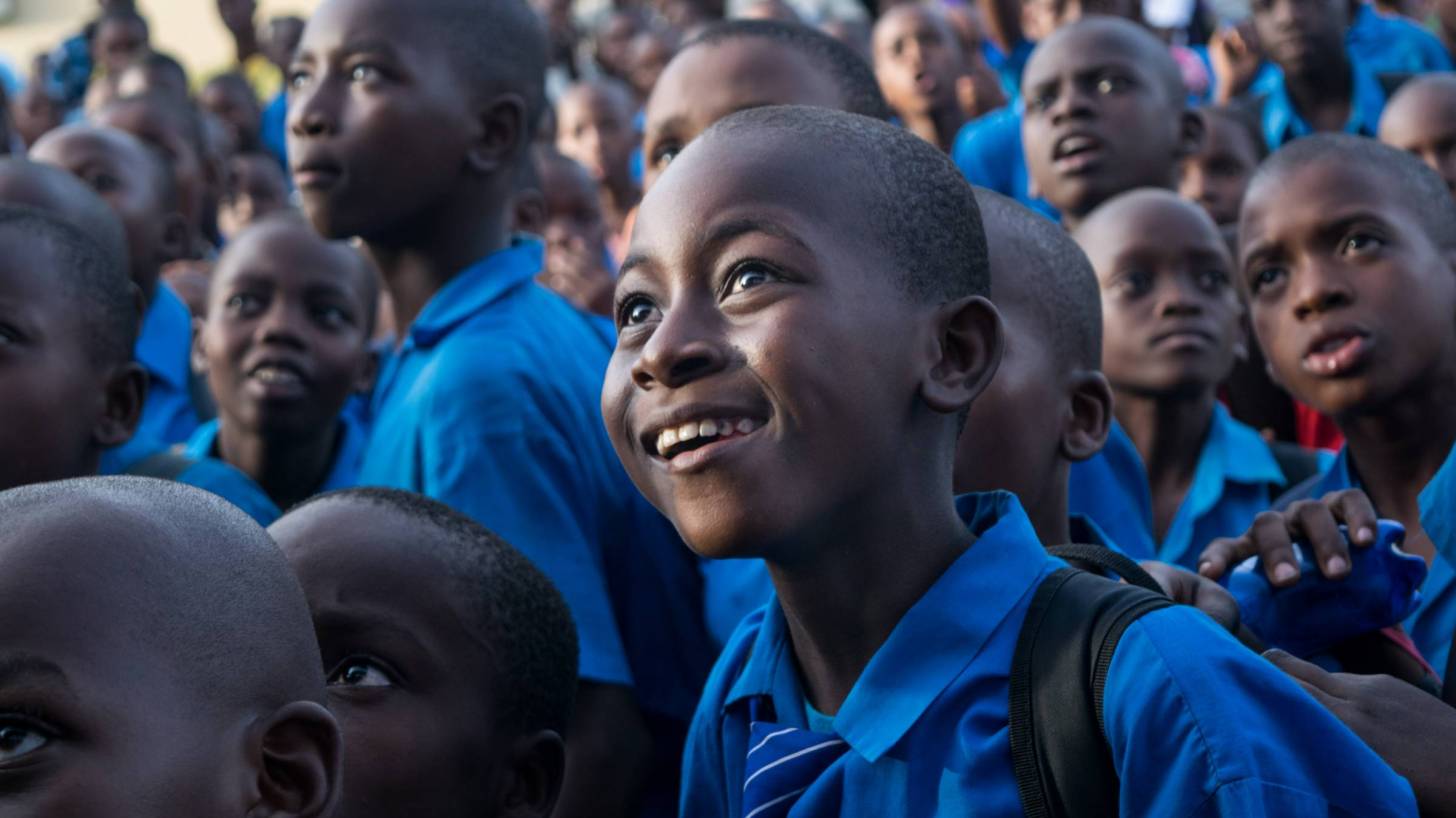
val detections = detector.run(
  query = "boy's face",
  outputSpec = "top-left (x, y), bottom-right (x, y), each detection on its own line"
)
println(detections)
top-left (1250, 0), bottom-right (1347, 76)
top-left (596, 13), bottom-right (643, 79)
top-left (641, 40), bottom-right (843, 190)
top-left (0, 517), bottom-right (244, 816)
top-left (603, 130), bottom-right (939, 560)
top-left (1022, 27), bottom-right (1191, 221)
top-left (287, 0), bottom-right (480, 241)
top-left (218, 154), bottom-right (290, 239)
top-left (199, 222), bottom-right (372, 440)
top-left (1240, 159), bottom-right (1456, 419)
top-left (0, 232), bottom-right (120, 489)
top-left (271, 499), bottom-right (509, 818)
top-left (555, 87), bottom-right (637, 194)
top-left (30, 126), bottom-right (176, 301)
top-left (200, 81), bottom-right (262, 153)
top-left (541, 158), bottom-right (609, 259)
top-left (94, 101), bottom-right (206, 242)
top-left (93, 19), bottom-right (148, 76)
top-left (626, 33), bottom-right (674, 103)
top-left (872, 7), bottom-right (963, 120)
top-left (1180, 112), bottom-right (1262, 227)
top-left (1080, 194), bottom-right (1243, 397)
top-left (1379, 84), bottom-right (1456, 199)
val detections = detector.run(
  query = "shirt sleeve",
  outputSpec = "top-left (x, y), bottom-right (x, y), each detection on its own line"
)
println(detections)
top-left (1103, 606), bottom-right (1418, 818)
top-left (419, 375), bottom-right (634, 688)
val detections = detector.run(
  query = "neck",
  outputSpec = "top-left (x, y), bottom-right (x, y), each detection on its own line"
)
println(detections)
top-left (1285, 53), bottom-right (1354, 131)
top-left (216, 418), bottom-right (342, 511)
top-left (769, 465), bottom-right (972, 715)
top-left (1340, 365), bottom-right (1456, 547)
top-left (902, 106), bottom-right (966, 153)
top-left (364, 186), bottom-right (512, 334)
top-left (1029, 463), bottom-right (1072, 546)
top-left (1114, 387), bottom-right (1216, 540)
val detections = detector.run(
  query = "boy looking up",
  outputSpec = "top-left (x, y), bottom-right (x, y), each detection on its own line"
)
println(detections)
top-left (1181, 103), bottom-right (1267, 229)
top-left (286, 1), bottom-right (714, 814)
top-left (871, 5), bottom-right (966, 152)
top-left (188, 216), bottom-right (376, 511)
top-left (0, 476), bottom-right (340, 816)
top-left (272, 487), bottom-right (578, 818)
top-left (610, 104), bottom-right (1414, 818)
top-left (1021, 16), bottom-right (1202, 231)
top-left (1378, 72), bottom-right (1456, 198)
top-left (1201, 134), bottom-right (1456, 673)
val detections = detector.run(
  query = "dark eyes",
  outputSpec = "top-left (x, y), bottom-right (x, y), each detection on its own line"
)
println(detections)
top-left (312, 303), bottom-right (354, 330)
top-left (349, 64), bottom-right (382, 83)
top-left (0, 721), bottom-right (51, 763)
top-left (618, 296), bottom-right (660, 329)
top-left (725, 263), bottom-right (775, 296)
top-left (326, 658), bottom-right (395, 689)
top-left (1342, 232), bottom-right (1383, 255)
top-left (226, 292), bottom-right (265, 316)
top-left (1247, 266), bottom-right (1286, 296)
top-left (287, 68), bottom-right (312, 91)
top-left (650, 143), bottom-right (681, 169)
top-left (1196, 268), bottom-right (1231, 292)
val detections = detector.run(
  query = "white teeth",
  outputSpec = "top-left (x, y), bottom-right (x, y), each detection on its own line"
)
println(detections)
top-left (661, 427), bottom-right (679, 447)
top-left (718, 420), bottom-right (734, 436)
top-left (253, 366), bottom-right (300, 384)
top-left (678, 422), bottom-right (699, 442)
top-left (699, 420), bottom-right (718, 437)
top-left (737, 418), bottom-right (756, 434)
top-left (655, 416), bottom-right (765, 458)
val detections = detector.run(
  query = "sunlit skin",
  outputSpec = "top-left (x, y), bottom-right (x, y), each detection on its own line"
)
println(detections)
top-left (1379, 75), bottom-right (1456, 199)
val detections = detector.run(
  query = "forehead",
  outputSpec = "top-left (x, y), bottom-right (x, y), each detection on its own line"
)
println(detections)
top-left (1242, 158), bottom-right (1407, 239)
top-left (39, 128), bottom-right (156, 181)
top-left (97, 102), bottom-right (191, 150)
top-left (1199, 113), bottom-right (1259, 157)
top-left (1382, 83), bottom-right (1456, 140)
top-left (874, 8), bottom-right (948, 45)
top-left (0, 230), bottom-right (85, 305)
top-left (303, 0), bottom-right (440, 58)
top-left (97, 17), bottom-right (146, 39)
top-left (1083, 196), bottom-right (1227, 269)
top-left (540, 159), bottom-right (597, 201)
top-left (649, 42), bottom-right (841, 133)
top-left (1024, 28), bottom-right (1156, 85)
top-left (215, 224), bottom-right (364, 288)
top-left (559, 86), bottom-right (630, 121)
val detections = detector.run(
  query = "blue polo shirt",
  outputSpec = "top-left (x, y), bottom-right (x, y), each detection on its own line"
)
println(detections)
top-left (1285, 448), bottom-right (1456, 674)
top-left (100, 432), bottom-right (281, 525)
top-left (183, 413), bottom-right (367, 496)
top-left (951, 106), bottom-right (1059, 222)
top-left (1068, 407), bottom-right (1289, 569)
top-left (133, 283), bottom-right (200, 446)
top-left (358, 238), bottom-right (713, 727)
top-left (682, 491), bottom-right (1416, 818)
top-left (1257, 57), bottom-right (1387, 151)
top-left (1347, 3), bottom-right (1452, 75)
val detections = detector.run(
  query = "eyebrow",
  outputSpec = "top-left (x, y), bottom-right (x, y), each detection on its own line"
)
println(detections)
top-left (618, 216), bottom-right (814, 281)
top-left (0, 653), bottom-right (69, 689)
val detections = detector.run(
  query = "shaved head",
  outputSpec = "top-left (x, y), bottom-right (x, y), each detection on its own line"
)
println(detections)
top-left (0, 158), bottom-right (128, 278)
top-left (1028, 16), bottom-right (1184, 107)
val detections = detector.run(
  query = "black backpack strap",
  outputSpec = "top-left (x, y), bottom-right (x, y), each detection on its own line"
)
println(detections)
top-left (1046, 544), bottom-right (1163, 594)
top-left (124, 450), bottom-right (197, 481)
top-left (1010, 567), bottom-right (1174, 818)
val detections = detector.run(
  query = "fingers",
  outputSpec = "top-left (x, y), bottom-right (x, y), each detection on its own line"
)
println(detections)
top-left (1292, 499), bottom-right (1351, 580)
top-left (1198, 536), bottom-right (1245, 581)
top-left (1327, 489), bottom-right (1379, 548)
top-left (1264, 649), bottom-right (1348, 705)
top-left (1251, 509), bottom-right (1301, 586)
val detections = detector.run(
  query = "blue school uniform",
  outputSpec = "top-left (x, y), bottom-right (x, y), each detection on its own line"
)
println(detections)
top-left (1257, 57), bottom-right (1388, 151)
top-left (682, 491), bottom-right (1417, 818)
top-left (100, 432), bottom-right (281, 525)
top-left (1285, 448), bottom-right (1456, 674)
top-left (182, 413), bottom-right (367, 495)
top-left (359, 238), bottom-right (713, 765)
top-left (133, 283), bottom-right (200, 446)
top-left (951, 106), bottom-right (1059, 221)
top-left (1068, 407), bottom-right (1290, 569)
top-left (262, 91), bottom-right (289, 173)
top-left (1347, 3), bottom-right (1452, 75)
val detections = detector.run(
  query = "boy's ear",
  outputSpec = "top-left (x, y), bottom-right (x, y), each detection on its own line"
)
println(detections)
top-left (468, 93), bottom-right (530, 177)
top-left (246, 701), bottom-right (342, 818)
top-left (921, 295), bottom-right (1004, 415)
top-left (159, 211), bottom-right (190, 265)
top-left (1175, 108), bottom-right (1206, 161)
top-left (94, 361), bottom-right (147, 450)
top-left (1060, 369), bottom-right (1113, 463)
top-left (499, 729), bottom-right (568, 818)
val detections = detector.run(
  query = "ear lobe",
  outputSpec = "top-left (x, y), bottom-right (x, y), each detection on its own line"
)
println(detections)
top-left (1061, 370), bottom-right (1113, 462)
top-left (94, 362), bottom-right (147, 450)
top-left (1175, 108), bottom-right (1206, 161)
top-left (500, 729), bottom-right (568, 818)
top-left (921, 295), bottom-right (1004, 415)
top-left (468, 94), bottom-right (530, 177)
top-left (249, 701), bottom-right (341, 818)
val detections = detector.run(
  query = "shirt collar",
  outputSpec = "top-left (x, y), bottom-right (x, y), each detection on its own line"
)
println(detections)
top-left (1261, 56), bottom-right (1386, 148)
top-left (134, 283), bottom-right (193, 389)
top-left (406, 238), bottom-right (544, 349)
top-left (725, 491), bottom-right (1054, 762)
top-left (1208, 404), bottom-right (1286, 487)
top-left (1068, 513), bottom-right (1119, 552)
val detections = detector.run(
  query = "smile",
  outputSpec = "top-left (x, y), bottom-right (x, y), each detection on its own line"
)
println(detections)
top-left (654, 417), bottom-right (764, 460)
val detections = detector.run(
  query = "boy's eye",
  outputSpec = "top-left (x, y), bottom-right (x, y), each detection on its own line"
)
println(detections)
top-left (1028, 91), bottom-right (1056, 113)
top-left (1197, 268), bottom-right (1230, 292)
top-left (349, 64), bottom-right (382, 83)
top-left (1096, 75), bottom-right (1132, 95)
top-left (651, 143), bottom-right (680, 169)
top-left (0, 723), bottom-right (49, 763)
top-left (1114, 270), bottom-right (1153, 298)
top-left (1248, 266), bottom-right (1286, 295)
top-left (84, 170), bottom-right (121, 194)
top-left (1341, 233), bottom-right (1383, 256)
top-left (725, 263), bottom-right (776, 296)
top-left (618, 295), bottom-right (661, 329)
top-left (327, 659), bottom-right (394, 688)
top-left (312, 304), bottom-right (354, 330)
top-left (226, 293), bottom-right (266, 316)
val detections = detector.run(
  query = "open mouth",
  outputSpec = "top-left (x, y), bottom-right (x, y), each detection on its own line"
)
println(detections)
top-left (1052, 133), bottom-right (1104, 172)
top-left (650, 416), bottom-right (765, 462)
top-left (913, 70), bottom-right (938, 95)
top-left (247, 360), bottom-right (310, 393)
top-left (1302, 329), bottom-right (1371, 377)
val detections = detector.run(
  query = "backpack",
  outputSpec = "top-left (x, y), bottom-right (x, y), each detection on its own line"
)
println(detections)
top-left (1009, 544), bottom-right (1173, 818)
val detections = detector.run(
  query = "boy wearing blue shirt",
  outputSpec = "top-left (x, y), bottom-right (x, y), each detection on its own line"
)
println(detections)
top-left (606, 104), bottom-right (1416, 818)
top-left (187, 216), bottom-right (375, 510)
top-left (1068, 189), bottom-right (1296, 568)
top-left (286, 0), bottom-right (713, 813)
top-left (1202, 135), bottom-right (1456, 674)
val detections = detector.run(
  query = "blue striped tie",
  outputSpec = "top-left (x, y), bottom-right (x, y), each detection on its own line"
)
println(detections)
top-left (741, 717), bottom-right (849, 818)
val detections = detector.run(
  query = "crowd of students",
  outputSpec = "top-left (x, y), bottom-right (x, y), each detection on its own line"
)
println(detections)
top-left (0, 0), bottom-right (1454, 815)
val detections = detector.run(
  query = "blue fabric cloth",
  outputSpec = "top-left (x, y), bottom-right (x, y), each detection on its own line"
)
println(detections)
top-left (1346, 4), bottom-right (1453, 75)
top-left (132, 283), bottom-right (200, 448)
top-left (46, 31), bottom-right (92, 109)
top-left (1069, 407), bottom-right (1288, 570)
top-left (99, 433), bottom-right (281, 525)
top-left (262, 91), bottom-right (290, 176)
top-left (742, 712), bottom-right (849, 818)
top-left (1257, 57), bottom-right (1388, 151)
top-left (358, 237), bottom-right (712, 727)
top-left (182, 413), bottom-right (366, 496)
top-left (681, 491), bottom-right (1417, 818)
top-left (950, 106), bottom-right (1059, 221)
top-left (982, 37), bottom-right (1035, 101)
top-left (1292, 447), bottom-right (1456, 674)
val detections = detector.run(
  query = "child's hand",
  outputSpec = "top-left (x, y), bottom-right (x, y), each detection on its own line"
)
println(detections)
top-left (1265, 650), bottom-right (1456, 818)
top-left (1142, 560), bottom-right (1270, 651)
top-left (1209, 22), bottom-right (1262, 104)
top-left (1198, 489), bottom-right (1379, 586)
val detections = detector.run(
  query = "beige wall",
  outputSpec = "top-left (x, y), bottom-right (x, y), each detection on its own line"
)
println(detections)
top-left (0, 0), bottom-right (321, 82)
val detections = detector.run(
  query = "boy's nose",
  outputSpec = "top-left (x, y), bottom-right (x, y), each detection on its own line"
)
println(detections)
top-left (1291, 262), bottom-right (1355, 320)
top-left (631, 309), bottom-right (730, 390)
top-left (288, 86), bottom-right (336, 139)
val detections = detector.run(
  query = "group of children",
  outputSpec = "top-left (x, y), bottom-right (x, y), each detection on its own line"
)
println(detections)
top-left (2, 0), bottom-right (1456, 815)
